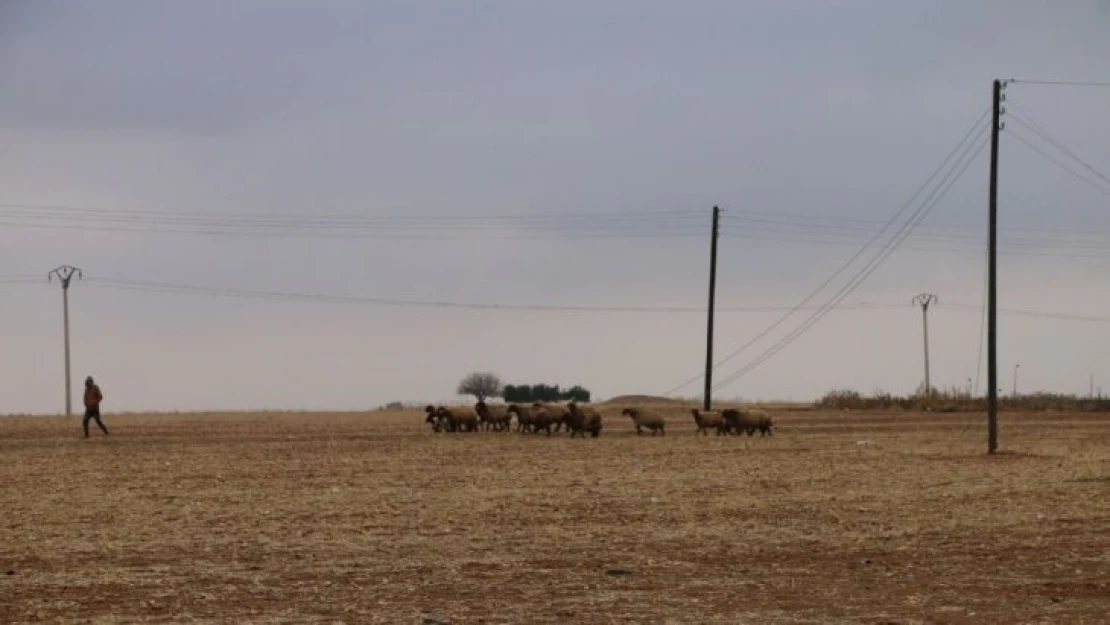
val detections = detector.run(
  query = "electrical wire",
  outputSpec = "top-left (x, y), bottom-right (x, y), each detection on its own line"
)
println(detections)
top-left (12, 274), bottom-right (1106, 324)
top-left (1007, 106), bottom-right (1110, 188)
top-left (77, 277), bottom-right (904, 314)
top-left (0, 220), bottom-right (710, 241)
top-left (721, 212), bottom-right (1110, 244)
top-left (721, 231), bottom-right (1110, 260)
top-left (1005, 129), bottom-right (1110, 197)
top-left (711, 126), bottom-right (990, 392)
top-left (1009, 78), bottom-right (1110, 87)
top-left (973, 233), bottom-right (988, 396)
top-left (661, 107), bottom-right (991, 396)
top-left (0, 203), bottom-right (706, 222)
top-left (942, 303), bottom-right (1110, 324)
top-left (0, 274), bottom-right (41, 284)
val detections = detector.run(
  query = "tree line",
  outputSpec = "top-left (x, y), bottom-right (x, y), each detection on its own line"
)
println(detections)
top-left (457, 371), bottom-right (591, 404)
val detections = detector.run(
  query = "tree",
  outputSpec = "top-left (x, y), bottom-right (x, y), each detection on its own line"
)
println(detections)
top-left (457, 371), bottom-right (503, 402)
top-left (501, 381), bottom-right (592, 403)
top-left (563, 385), bottom-right (591, 403)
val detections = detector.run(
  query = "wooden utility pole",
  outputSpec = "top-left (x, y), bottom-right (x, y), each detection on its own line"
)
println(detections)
top-left (703, 205), bottom-right (720, 412)
top-left (912, 293), bottom-right (938, 402)
top-left (988, 79), bottom-right (1006, 454)
top-left (48, 265), bottom-right (83, 416)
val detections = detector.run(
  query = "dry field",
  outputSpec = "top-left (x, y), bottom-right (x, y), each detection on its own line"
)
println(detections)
top-left (1, 405), bottom-right (1108, 624)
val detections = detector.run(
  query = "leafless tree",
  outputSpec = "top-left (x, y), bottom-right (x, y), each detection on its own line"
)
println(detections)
top-left (457, 371), bottom-right (503, 403)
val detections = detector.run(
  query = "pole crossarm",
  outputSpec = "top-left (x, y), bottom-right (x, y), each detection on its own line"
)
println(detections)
top-left (48, 264), bottom-right (83, 287)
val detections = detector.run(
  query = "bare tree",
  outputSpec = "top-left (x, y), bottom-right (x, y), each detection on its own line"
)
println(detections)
top-left (457, 371), bottom-right (503, 403)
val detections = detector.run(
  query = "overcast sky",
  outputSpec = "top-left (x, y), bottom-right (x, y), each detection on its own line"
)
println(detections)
top-left (2, 1), bottom-right (1109, 414)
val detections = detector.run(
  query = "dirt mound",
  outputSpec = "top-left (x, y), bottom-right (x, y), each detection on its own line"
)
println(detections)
top-left (601, 394), bottom-right (687, 406)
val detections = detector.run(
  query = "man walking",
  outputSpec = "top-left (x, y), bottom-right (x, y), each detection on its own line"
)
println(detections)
top-left (83, 376), bottom-right (109, 438)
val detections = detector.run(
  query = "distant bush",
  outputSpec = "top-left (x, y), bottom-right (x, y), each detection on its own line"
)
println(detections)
top-left (503, 383), bottom-right (591, 404)
top-left (816, 388), bottom-right (1110, 412)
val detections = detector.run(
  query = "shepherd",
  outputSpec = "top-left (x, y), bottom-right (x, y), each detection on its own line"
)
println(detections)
top-left (83, 376), bottom-right (109, 438)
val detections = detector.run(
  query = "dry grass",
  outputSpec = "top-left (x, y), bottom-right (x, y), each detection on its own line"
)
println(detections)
top-left (1, 406), bottom-right (1108, 624)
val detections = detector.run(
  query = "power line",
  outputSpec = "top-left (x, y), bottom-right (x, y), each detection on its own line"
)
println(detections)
top-left (1008, 78), bottom-right (1110, 87)
top-left (721, 231), bottom-right (1110, 260)
top-left (0, 202), bottom-right (706, 223)
top-left (942, 303), bottom-right (1110, 324)
top-left (14, 275), bottom-right (1106, 323)
top-left (77, 277), bottom-right (907, 314)
top-left (1006, 129), bottom-right (1110, 197)
top-left (711, 125), bottom-right (990, 393)
top-left (0, 274), bottom-right (42, 284)
top-left (0, 220), bottom-right (710, 241)
top-left (1007, 106), bottom-right (1110, 188)
top-left (721, 226), bottom-right (1110, 254)
top-left (661, 107), bottom-right (992, 396)
top-left (974, 234), bottom-right (988, 396)
top-left (721, 212), bottom-right (1110, 244)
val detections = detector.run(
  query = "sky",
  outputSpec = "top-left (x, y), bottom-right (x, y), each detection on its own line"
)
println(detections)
top-left (2, 1), bottom-right (1110, 414)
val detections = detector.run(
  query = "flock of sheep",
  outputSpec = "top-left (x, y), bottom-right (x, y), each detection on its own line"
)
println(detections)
top-left (423, 401), bottom-right (775, 438)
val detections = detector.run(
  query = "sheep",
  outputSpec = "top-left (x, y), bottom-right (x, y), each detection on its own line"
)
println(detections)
top-left (435, 406), bottom-right (481, 433)
top-left (690, 408), bottom-right (726, 436)
top-left (621, 407), bottom-right (666, 436)
top-left (527, 406), bottom-right (561, 436)
top-left (531, 402), bottom-right (573, 433)
top-left (721, 408), bottom-right (774, 437)
top-left (505, 404), bottom-right (536, 433)
top-left (475, 400), bottom-right (511, 432)
top-left (425, 404), bottom-right (445, 432)
top-left (566, 401), bottom-right (603, 438)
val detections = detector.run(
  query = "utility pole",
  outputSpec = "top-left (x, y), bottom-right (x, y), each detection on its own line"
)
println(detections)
top-left (987, 79), bottom-right (1006, 454)
top-left (48, 265), bottom-right (82, 416)
top-left (1090, 374), bottom-right (1094, 399)
top-left (703, 205), bottom-right (720, 412)
top-left (912, 293), bottom-right (938, 402)
top-left (1012, 364), bottom-right (1020, 398)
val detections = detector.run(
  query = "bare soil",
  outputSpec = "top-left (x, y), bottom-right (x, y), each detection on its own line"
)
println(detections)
top-left (1, 407), bottom-right (1107, 624)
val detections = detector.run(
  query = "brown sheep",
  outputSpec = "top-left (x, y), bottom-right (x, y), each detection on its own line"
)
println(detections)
top-left (425, 404), bottom-right (445, 432)
top-left (690, 408), bottom-right (726, 436)
top-left (505, 404), bottom-right (535, 433)
top-left (530, 402), bottom-right (573, 433)
top-left (528, 406), bottom-right (560, 436)
top-left (566, 401), bottom-right (603, 438)
top-left (721, 408), bottom-right (774, 437)
top-left (475, 400), bottom-right (511, 432)
top-left (436, 406), bottom-right (481, 433)
top-left (621, 407), bottom-right (666, 436)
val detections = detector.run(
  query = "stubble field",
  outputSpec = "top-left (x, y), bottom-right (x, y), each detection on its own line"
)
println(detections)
top-left (1, 405), bottom-right (1108, 624)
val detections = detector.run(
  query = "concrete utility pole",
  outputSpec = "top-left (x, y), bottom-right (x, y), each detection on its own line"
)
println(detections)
top-left (48, 265), bottom-right (82, 416)
top-left (703, 205), bottom-right (720, 412)
top-left (912, 293), bottom-right (938, 401)
top-left (987, 78), bottom-right (1006, 454)
top-left (1012, 364), bottom-right (1020, 398)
